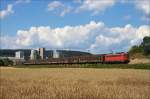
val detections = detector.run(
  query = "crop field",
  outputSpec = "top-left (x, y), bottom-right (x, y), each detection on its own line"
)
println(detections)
top-left (0, 67), bottom-right (150, 99)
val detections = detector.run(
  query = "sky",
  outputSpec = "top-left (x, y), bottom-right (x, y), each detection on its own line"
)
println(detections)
top-left (0, 0), bottom-right (150, 54)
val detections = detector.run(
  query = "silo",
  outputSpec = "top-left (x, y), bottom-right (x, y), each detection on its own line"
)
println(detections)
top-left (30, 50), bottom-right (37, 60)
top-left (53, 50), bottom-right (59, 58)
top-left (15, 51), bottom-right (24, 59)
top-left (39, 48), bottom-right (45, 60)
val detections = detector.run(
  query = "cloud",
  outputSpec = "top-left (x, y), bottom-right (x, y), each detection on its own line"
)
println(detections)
top-left (1, 21), bottom-right (150, 53)
top-left (48, 1), bottom-right (72, 16)
top-left (47, 0), bottom-right (116, 16)
top-left (133, 0), bottom-right (150, 21)
top-left (15, 0), bottom-right (31, 4)
top-left (134, 0), bottom-right (150, 15)
top-left (60, 6), bottom-right (72, 17)
top-left (0, 4), bottom-right (14, 19)
top-left (89, 24), bottom-right (150, 53)
top-left (0, 35), bottom-right (18, 49)
top-left (136, 25), bottom-right (150, 39)
top-left (0, 0), bottom-right (30, 19)
top-left (118, 0), bottom-right (150, 22)
top-left (15, 21), bottom-right (104, 49)
top-left (76, 0), bottom-right (116, 15)
top-left (48, 1), bottom-right (63, 11)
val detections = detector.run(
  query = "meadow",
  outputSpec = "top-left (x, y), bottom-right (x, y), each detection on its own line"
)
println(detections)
top-left (0, 67), bottom-right (150, 99)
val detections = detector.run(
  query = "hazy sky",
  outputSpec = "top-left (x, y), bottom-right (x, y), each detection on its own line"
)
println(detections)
top-left (0, 0), bottom-right (150, 53)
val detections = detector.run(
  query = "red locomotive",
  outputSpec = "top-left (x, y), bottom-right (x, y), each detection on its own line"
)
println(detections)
top-left (24, 52), bottom-right (129, 65)
top-left (104, 52), bottom-right (129, 63)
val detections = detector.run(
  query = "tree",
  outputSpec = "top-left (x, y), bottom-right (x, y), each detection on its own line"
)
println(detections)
top-left (129, 45), bottom-right (143, 54)
top-left (0, 59), bottom-right (4, 66)
top-left (142, 36), bottom-right (150, 54)
top-left (1, 58), bottom-right (13, 66)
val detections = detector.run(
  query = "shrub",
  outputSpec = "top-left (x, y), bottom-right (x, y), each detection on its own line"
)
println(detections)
top-left (0, 59), bottom-right (4, 66)
top-left (0, 58), bottom-right (13, 66)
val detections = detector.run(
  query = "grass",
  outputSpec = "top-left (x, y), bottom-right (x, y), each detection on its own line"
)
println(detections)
top-left (13, 63), bottom-right (150, 69)
top-left (0, 67), bottom-right (150, 99)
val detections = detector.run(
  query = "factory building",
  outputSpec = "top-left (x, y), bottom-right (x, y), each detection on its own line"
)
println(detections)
top-left (15, 51), bottom-right (25, 65)
top-left (0, 49), bottom-right (31, 60)
top-left (30, 50), bottom-right (39, 60)
top-left (15, 51), bottom-right (24, 59)
top-left (39, 48), bottom-right (45, 60)
top-left (0, 51), bottom-right (25, 65)
top-left (0, 48), bottom-right (91, 61)
top-left (53, 50), bottom-right (59, 58)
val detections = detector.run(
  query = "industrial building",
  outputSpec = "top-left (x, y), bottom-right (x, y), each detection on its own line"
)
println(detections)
top-left (53, 50), bottom-right (59, 58)
top-left (30, 50), bottom-right (39, 60)
top-left (39, 48), bottom-right (45, 60)
top-left (0, 49), bottom-right (31, 60)
top-left (15, 51), bottom-right (24, 59)
top-left (0, 48), bottom-right (91, 61)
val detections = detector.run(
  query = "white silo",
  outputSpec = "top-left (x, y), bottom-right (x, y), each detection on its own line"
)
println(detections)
top-left (53, 50), bottom-right (59, 58)
top-left (15, 51), bottom-right (24, 59)
top-left (30, 50), bottom-right (37, 60)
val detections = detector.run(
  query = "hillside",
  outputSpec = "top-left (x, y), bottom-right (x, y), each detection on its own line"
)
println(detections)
top-left (129, 53), bottom-right (150, 59)
top-left (129, 36), bottom-right (150, 64)
top-left (129, 53), bottom-right (150, 64)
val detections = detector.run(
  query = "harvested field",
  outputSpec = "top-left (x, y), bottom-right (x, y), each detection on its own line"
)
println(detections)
top-left (0, 67), bottom-right (150, 99)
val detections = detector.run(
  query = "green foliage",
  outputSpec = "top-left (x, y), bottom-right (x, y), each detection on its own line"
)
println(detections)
top-left (0, 58), bottom-right (13, 66)
top-left (142, 36), bottom-right (150, 55)
top-left (0, 59), bottom-right (4, 66)
top-left (129, 45), bottom-right (143, 55)
top-left (129, 36), bottom-right (150, 55)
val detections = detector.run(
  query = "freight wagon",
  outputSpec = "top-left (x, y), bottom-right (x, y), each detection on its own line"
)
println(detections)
top-left (24, 52), bottom-right (129, 65)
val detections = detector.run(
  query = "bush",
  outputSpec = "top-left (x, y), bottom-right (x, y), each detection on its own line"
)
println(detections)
top-left (0, 59), bottom-right (4, 66)
top-left (0, 58), bottom-right (13, 66)
top-left (129, 45), bottom-right (143, 55)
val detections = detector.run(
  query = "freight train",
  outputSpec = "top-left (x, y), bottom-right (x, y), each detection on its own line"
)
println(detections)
top-left (24, 52), bottom-right (129, 65)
